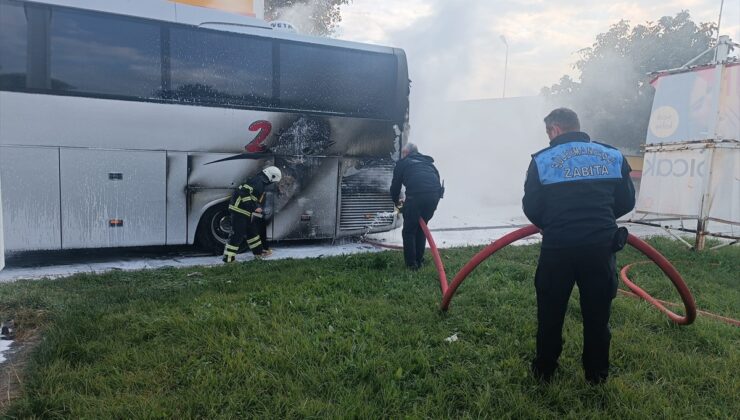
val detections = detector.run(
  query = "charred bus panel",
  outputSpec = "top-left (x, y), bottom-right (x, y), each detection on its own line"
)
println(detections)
top-left (272, 156), bottom-right (340, 240)
top-left (338, 159), bottom-right (397, 234)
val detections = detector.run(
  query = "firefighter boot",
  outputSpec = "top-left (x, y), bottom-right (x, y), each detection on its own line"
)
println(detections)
top-left (223, 244), bottom-right (239, 263)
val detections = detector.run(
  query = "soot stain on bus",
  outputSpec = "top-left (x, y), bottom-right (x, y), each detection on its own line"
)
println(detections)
top-left (199, 114), bottom-right (401, 247)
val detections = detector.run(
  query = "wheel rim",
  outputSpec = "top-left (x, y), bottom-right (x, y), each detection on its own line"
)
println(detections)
top-left (210, 210), bottom-right (232, 245)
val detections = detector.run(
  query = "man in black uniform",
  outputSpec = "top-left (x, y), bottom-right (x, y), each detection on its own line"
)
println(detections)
top-left (390, 143), bottom-right (443, 270)
top-left (523, 108), bottom-right (635, 384)
top-left (223, 166), bottom-right (282, 263)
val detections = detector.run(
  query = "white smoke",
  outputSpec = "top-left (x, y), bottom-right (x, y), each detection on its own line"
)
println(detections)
top-left (336, 2), bottom-right (740, 229)
top-left (347, 2), bottom-right (550, 217)
top-left (272, 0), bottom-right (337, 36)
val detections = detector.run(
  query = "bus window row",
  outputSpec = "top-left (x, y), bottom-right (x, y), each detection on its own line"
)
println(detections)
top-left (0, 0), bottom-right (398, 119)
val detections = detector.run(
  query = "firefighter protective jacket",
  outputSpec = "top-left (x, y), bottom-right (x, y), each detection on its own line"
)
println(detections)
top-left (522, 131), bottom-right (635, 249)
top-left (390, 152), bottom-right (442, 204)
top-left (228, 173), bottom-right (269, 219)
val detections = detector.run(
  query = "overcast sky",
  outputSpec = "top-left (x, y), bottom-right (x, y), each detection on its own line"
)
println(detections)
top-left (335, 0), bottom-right (740, 100)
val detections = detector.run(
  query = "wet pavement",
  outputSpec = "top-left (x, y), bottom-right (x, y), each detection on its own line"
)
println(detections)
top-left (0, 241), bottom-right (381, 283)
top-left (0, 201), bottom-right (697, 283)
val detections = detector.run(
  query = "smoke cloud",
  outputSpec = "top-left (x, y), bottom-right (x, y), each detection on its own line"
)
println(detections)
top-left (348, 1), bottom-right (551, 223)
top-left (271, 2), bottom-right (318, 34)
top-left (337, 2), bottom-right (739, 229)
top-left (270, 0), bottom-right (343, 36)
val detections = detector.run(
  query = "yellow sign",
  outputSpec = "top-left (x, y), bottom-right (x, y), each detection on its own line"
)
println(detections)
top-left (170, 0), bottom-right (255, 16)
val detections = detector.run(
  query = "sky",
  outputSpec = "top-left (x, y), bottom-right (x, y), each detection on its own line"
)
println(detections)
top-left (335, 0), bottom-right (740, 100)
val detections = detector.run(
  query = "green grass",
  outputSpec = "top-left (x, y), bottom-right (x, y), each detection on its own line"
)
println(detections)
top-left (1, 238), bottom-right (738, 418)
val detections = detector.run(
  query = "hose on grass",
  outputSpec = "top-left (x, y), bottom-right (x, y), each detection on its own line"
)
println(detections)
top-left (617, 288), bottom-right (740, 327)
top-left (417, 220), bottom-right (704, 326)
top-left (619, 236), bottom-right (696, 325)
top-left (363, 218), bottom-right (739, 326)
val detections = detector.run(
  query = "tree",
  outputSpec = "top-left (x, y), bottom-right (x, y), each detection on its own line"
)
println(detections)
top-left (541, 11), bottom-right (717, 154)
top-left (265, 0), bottom-right (351, 36)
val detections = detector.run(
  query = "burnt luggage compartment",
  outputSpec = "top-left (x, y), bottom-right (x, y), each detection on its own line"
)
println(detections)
top-left (338, 159), bottom-right (398, 235)
top-left (272, 156), bottom-right (340, 240)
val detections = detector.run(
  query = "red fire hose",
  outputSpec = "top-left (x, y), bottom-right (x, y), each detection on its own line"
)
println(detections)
top-left (619, 236), bottom-right (696, 325)
top-left (418, 219), bottom-right (702, 326)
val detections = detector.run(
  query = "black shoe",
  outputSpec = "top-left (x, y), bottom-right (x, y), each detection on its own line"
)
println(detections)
top-left (416, 257), bottom-right (426, 267)
top-left (585, 372), bottom-right (608, 385)
top-left (407, 264), bottom-right (420, 271)
top-left (531, 361), bottom-right (555, 383)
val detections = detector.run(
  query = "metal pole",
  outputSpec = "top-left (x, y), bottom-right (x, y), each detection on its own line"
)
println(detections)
top-left (500, 35), bottom-right (508, 98)
top-left (695, 35), bottom-right (731, 250)
top-left (696, 147), bottom-right (716, 251)
top-left (714, 0), bottom-right (725, 62)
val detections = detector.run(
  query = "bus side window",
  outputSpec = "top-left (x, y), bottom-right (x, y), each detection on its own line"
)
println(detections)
top-left (49, 8), bottom-right (162, 98)
top-left (279, 42), bottom-right (397, 119)
top-left (0, 0), bottom-right (29, 90)
top-left (168, 27), bottom-right (273, 107)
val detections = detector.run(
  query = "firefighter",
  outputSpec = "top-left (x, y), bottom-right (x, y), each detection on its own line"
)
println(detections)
top-left (223, 166), bottom-right (282, 263)
top-left (523, 108), bottom-right (635, 384)
top-left (390, 143), bottom-right (443, 270)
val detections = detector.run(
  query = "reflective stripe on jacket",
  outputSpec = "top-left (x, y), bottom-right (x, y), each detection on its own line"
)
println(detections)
top-left (228, 174), bottom-right (268, 219)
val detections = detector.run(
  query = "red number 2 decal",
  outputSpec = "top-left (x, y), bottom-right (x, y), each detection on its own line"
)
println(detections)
top-left (245, 120), bottom-right (272, 152)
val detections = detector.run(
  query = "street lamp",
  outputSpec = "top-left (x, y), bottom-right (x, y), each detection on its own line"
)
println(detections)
top-left (500, 35), bottom-right (508, 98)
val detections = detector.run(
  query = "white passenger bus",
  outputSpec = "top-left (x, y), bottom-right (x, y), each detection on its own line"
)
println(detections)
top-left (0, 0), bottom-right (408, 255)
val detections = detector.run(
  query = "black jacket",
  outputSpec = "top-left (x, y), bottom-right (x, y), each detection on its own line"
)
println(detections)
top-left (390, 152), bottom-right (441, 204)
top-left (229, 173), bottom-right (269, 218)
top-left (522, 132), bottom-right (635, 249)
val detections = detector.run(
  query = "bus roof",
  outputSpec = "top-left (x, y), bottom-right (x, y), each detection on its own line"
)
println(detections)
top-left (26, 0), bottom-right (399, 55)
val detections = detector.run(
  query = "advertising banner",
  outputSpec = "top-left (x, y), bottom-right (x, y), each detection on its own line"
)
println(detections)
top-left (647, 64), bottom-right (740, 144)
top-left (170, 0), bottom-right (262, 17)
top-left (636, 148), bottom-right (705, 218)
top-left (717, 64), bottom-right (740, 141)
top-left (707, 146), bottom-right (740, 224)
top-left (636, 146), bottom-right (740, 225)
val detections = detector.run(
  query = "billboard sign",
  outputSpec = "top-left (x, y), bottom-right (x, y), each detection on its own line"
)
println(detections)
top-left (171, 0), bottom-right (264, 18)
top-left (647, 64), bottom-right (740, 144)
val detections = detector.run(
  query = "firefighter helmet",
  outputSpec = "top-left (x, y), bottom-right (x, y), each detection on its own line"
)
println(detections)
top-left (262, 166), bottom-right (282, 183)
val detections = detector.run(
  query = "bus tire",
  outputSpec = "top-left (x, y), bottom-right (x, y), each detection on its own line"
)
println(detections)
top-left (196, 204), bottom-right (248, 255)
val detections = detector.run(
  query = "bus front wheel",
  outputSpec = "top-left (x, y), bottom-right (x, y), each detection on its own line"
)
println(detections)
top-left (196, 204), bottom-right (248, 255)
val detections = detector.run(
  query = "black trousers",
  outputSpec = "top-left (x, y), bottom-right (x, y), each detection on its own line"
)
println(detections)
top-left (224, 213), bottom-right (263, 258)
top-left (533, 244), bottom-right (617, 381)
top-left (260, 219), bottom-right (270, 251)
top-left (401, 192), bottom-right (440, 268)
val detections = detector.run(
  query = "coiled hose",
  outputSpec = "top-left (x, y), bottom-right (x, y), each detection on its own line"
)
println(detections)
top-left (364, 218), bottom-right (740, 326)
top-left (415, 220), bottom-right (707, 326)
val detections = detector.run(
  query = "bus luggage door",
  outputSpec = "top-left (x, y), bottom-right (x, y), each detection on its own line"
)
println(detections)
top-left (272, 156), bottom-right (340, 240)
top-left (59, 149), bottom-right (166, 249)
top-left (0, 146), bottom-right (63, 252)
